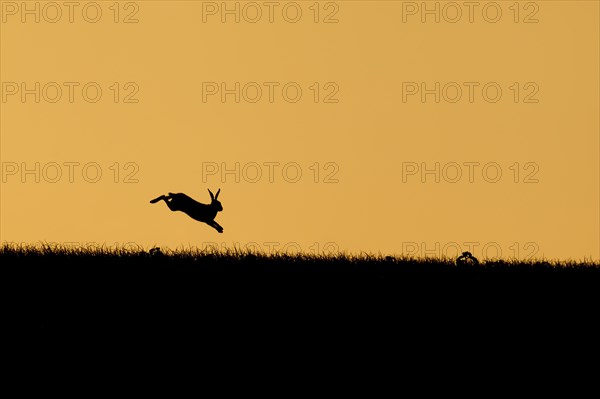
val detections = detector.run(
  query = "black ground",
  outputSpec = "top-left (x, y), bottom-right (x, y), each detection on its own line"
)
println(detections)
top-left (3, 245), bottom-right (599, 366)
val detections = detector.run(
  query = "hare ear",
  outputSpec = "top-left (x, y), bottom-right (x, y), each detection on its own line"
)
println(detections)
top-left (208, 189), bottom-right (214, 201)
top-left (215, 189), bottom-right (221, 200)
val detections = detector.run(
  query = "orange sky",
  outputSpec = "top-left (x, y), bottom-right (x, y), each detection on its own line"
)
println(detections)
top-left (1, 1), bottom-right (598, 261)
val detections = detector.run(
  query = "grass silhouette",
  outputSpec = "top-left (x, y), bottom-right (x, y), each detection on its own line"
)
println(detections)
top-left (2, 242), bottom-right (598, 271)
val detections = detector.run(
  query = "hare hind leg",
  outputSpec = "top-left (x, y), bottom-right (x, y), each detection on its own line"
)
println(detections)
top-left (150, 195), bottom-right (167, 204)
top-left (150, 194), bottom-right (180, 212)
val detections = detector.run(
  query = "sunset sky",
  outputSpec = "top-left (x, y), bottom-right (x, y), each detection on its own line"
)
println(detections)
top-left (1, 1), bottom-right (598, 261)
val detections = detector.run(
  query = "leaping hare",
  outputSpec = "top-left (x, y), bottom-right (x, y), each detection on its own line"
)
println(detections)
top-left (150, 188), bottom-right (224, 233)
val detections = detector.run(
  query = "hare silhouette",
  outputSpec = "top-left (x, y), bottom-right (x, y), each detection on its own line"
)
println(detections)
top-left (150, 188), bottom-right (224, 233)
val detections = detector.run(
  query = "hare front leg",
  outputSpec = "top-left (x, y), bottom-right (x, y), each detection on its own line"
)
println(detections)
top-left (207, 220), bottom-right (224, 233)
